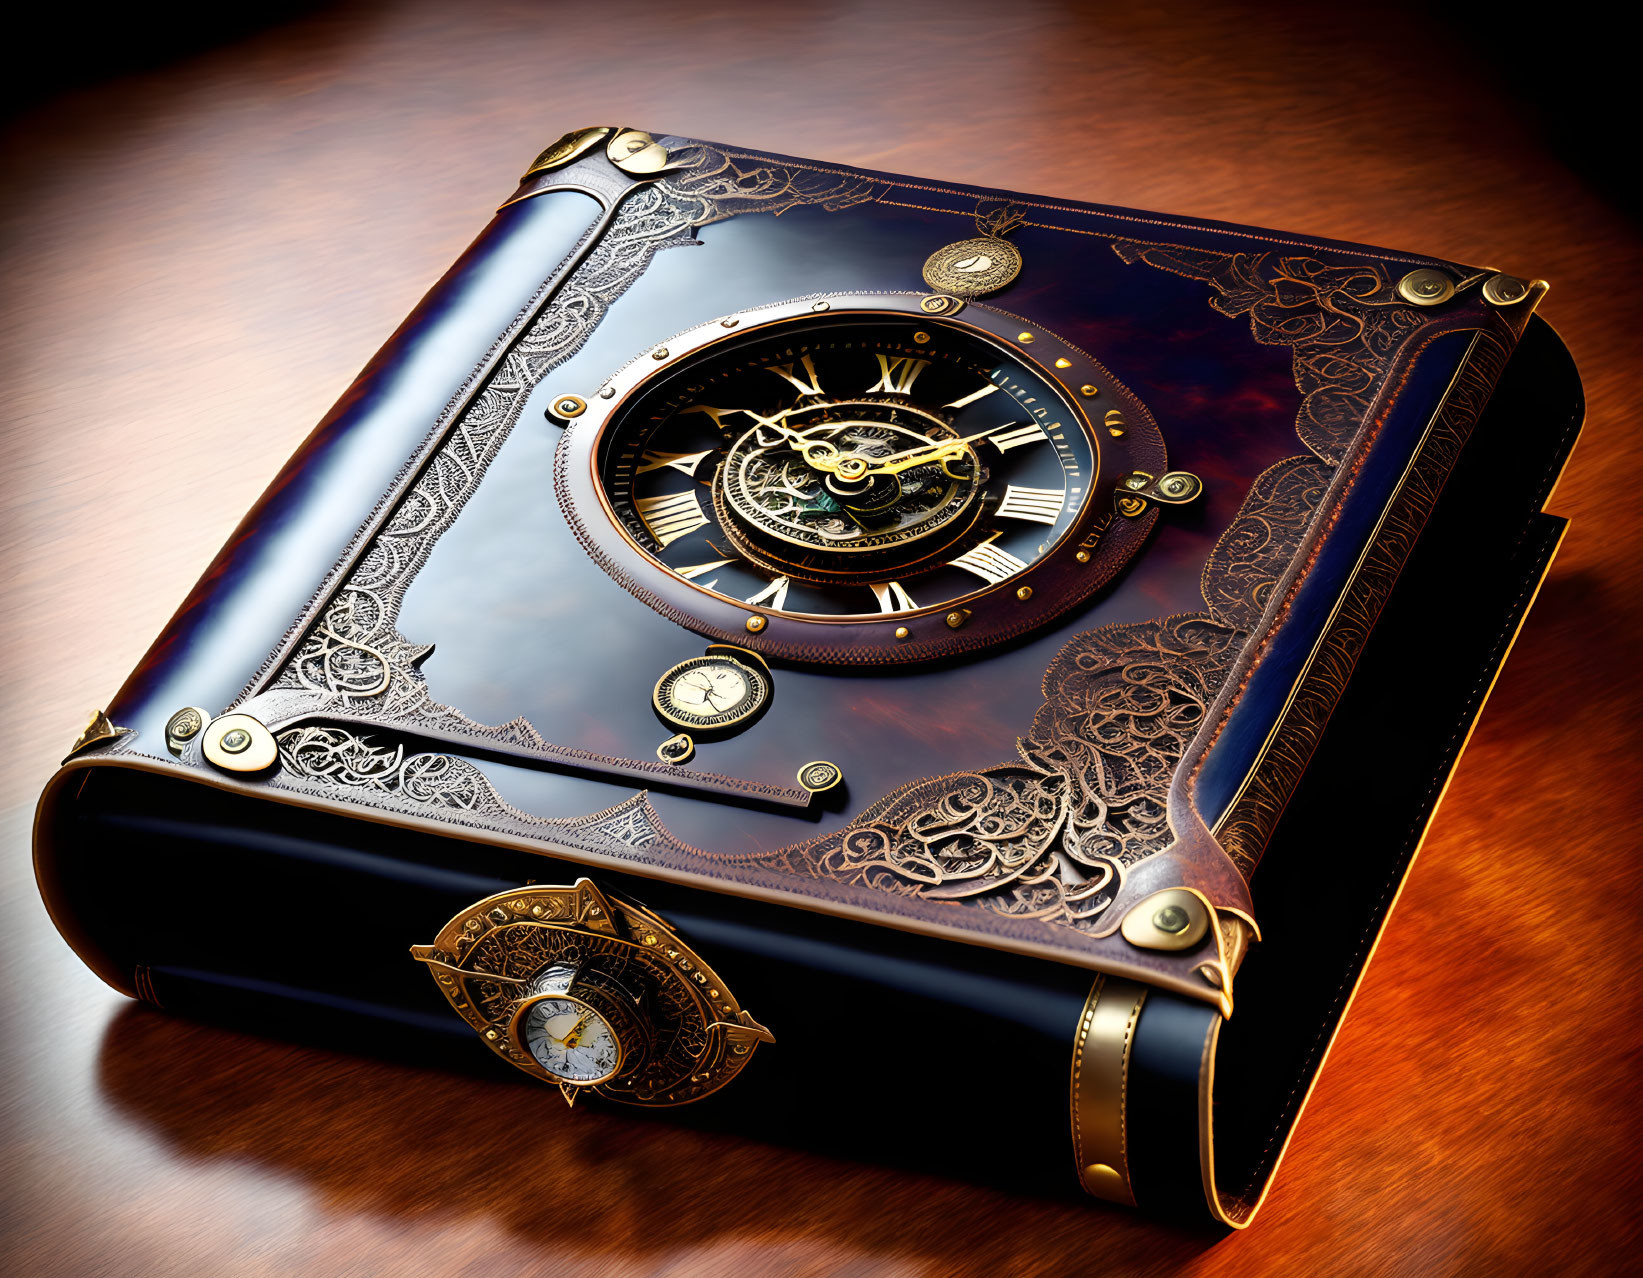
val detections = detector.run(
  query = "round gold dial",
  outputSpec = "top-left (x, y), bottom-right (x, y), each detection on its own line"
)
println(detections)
top-left (652, 653), bottom-right (771, 731)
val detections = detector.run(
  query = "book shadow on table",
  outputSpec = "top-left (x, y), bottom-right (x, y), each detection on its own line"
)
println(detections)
top-left (96, 1001), bottom-right (1228, 1266)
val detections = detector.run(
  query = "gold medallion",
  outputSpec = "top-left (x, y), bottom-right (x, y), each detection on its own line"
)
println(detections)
top-left (922, 237), bottom-right (1023, 298)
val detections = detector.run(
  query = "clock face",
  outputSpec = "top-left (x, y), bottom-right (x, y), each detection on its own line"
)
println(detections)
top-left (519, 995), bottom-right (622, 1084)
top-left (557, 294), bottom-right (1166, 663)
top-left (652, 653), bottom-right (770, 731)
top-left (599, 316), bottom-right (1092, 616)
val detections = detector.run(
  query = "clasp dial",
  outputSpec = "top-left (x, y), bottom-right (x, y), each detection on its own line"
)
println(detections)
top-left (412, 879), bottom-right (773, 1106)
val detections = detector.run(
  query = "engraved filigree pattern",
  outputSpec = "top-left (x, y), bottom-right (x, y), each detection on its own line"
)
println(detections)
top-left (272, 723), bottom-right (686, 862)
top-left (1110, 244), bottom-right (1424, 464)
top-left (782, 614), bottom-right (1243, 931)
top-left (1202, 456), bottom-right (1333, 631)
top-left (1213, 327), bottom-right (1514, 871)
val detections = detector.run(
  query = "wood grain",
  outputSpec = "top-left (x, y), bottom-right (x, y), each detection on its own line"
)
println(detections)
top-left (3, 2), bottom-right (1638, 1273)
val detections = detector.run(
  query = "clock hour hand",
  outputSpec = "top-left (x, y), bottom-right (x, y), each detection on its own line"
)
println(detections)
top-left (837, 426), bottom-right (998, 480)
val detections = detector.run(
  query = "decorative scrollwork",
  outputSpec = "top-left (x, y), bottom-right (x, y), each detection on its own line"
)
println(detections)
top-left (1202, 456), bottom-right (1333, 631)
top-left (792, 614), bottom-right (1243, 932)
top-left (1110, 244), bottom-right (1423, 465)
top-left (277, 725), bottom-right (494, 812)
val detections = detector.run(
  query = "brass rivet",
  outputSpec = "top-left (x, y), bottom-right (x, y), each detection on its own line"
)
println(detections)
top-left (720, 317), bottom-right (740, 328)
top-left (1054, 357), bottom-right (1072, 369)
top-left (1108, 426), bottom-right (1126, 438)
top-left (894, 626), bottom-right (910, 640)
top-left (812, 300), bottom-right (830, 312)
top-left (1397, 268), bottom-right (1455, 306)
top-left (1120, 889), bottom-right (1211, 951)
top-left (598, 387), bottom-right (615, 399)
top-left (745, 615), bottom-right (767, 633)
top-left (652, 347), bottom-right (669, 360)
top-left (202, 713), bottom-right (279, 773)
top-left (1080, 384), bottom-right (1098, 397)
top-left (1481, 273), bottom-right (1531, 306)
top-left (1016, 586), bottom-right (1032, 601)
top-left (550, 394), bottom-right (587, 419)
top-left (913, 331), bottom-right (931, 344)
top-left (1075, 550), bottom-right (1091, 563)
top-left (1017, 331), bottom-right (1034, 344)
top-left (945, 610), bottom-right (969, 629)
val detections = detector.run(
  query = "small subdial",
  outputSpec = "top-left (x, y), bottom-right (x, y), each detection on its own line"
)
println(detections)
top-left (653, 652), bottom-right (771, 732)
top-left (520, 996), bottom-right (622, 1084)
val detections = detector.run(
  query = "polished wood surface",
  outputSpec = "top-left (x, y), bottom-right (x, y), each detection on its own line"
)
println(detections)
top-left (4, 2), bottom-right (1639, 1273)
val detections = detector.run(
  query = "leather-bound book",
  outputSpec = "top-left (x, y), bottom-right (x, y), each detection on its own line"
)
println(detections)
top-left (35, 127), bottom-right (1582, 1225)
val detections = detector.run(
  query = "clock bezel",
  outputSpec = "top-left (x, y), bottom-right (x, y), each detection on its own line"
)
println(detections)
top-left (554, 291), bottom-right (1168, 666)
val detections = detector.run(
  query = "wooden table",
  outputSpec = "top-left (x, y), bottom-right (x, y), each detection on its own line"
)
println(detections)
top-left (4, 3), bottom-right (1638, 1273)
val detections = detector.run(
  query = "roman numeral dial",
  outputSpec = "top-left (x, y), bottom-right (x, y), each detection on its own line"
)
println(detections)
top-left (577, 306), bottom-right (1133, 658)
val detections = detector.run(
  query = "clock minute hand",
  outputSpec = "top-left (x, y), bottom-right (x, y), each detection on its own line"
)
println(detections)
top-left (846, 426), bottom-right (999, 478)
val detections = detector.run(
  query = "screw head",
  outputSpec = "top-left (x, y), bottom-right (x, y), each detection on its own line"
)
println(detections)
top-left (1016, 586), bottom-right (1033, 601)
top-left (219, 728), bottom-right (252, 754)
top-left (1080, 384), bottom-right (1098, 397)
top-left (894, 626), bottom-right (910, 640)
top-left (745, 615), bottom-right (767, 633)
top-left (1075, 550), bottom-right (1091, 563)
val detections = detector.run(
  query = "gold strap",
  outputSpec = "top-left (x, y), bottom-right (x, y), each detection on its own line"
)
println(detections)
top-left (1069, 975), bottom-right (1149, 1205)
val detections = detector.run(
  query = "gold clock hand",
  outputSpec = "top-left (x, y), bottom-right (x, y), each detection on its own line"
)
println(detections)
top-left (845, 426), bottom-right (999, 478)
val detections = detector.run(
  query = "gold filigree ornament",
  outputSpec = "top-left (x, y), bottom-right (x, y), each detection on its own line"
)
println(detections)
top-left (412, 879), bottom-right (773, 1107)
